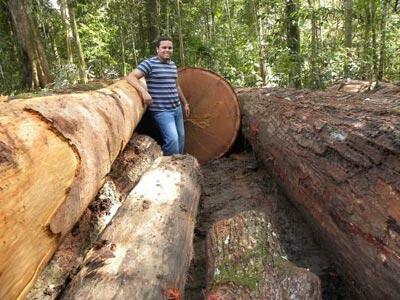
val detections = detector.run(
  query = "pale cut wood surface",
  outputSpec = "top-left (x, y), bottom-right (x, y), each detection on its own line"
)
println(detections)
top-left (60, 155), bottom-right (201, 300)
top-left (0, 80), bottom-right (145, 300)
top-left (27, 134), bottom-right (162, 300)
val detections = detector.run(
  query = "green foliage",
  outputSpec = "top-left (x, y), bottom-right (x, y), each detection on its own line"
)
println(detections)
top-left (1, 0), bottom-right (400, 93)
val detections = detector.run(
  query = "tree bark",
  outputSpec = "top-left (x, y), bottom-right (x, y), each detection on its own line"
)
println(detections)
top-left (67, 0), bottom-right (87, 83)
top-left (27, 135), bottom-right (162, 300)
top-left (7, 0), bottom-right (52, 88)
top-left (0, 80), bottom-right (146, 300)
top-left (307, 0), bottom-right (321, 88)
top-left (59, 0), bottom-right (73, 64)
top-left (146, 0), bottom-right (159, 49)
top-left (370, 0), bottom-right (378, 80)
top-left (343, 0), bottom-right (352, 78)
top-left (206, 210), bottom-right (321, 299)
top-left (285, 0), bottom-right (302, 88)
top-left (378, 0), bottom-right (388, 80)
top-left (175, 0), bottom-right (185, 65)
top-left (238, 87), bottom-right (400, 299)
top-left (251, 0), bottom-right (267, 85)
top-left (60, 155), bottom-right (201, 300)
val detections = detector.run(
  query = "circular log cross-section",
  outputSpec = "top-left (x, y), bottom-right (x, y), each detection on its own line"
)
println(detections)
top-left (178, 67), bottom-right (240, 164)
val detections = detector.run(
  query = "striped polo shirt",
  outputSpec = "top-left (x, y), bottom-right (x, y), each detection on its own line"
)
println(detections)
top-left (137, 56), bottom-right (181, 111)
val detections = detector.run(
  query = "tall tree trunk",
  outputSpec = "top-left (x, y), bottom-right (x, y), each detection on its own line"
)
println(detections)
top-left (378, 0), bottom-right (388, 80)
top-left (285, 0), bottom-right (302, 88)
top-left (308, 0), bottom-right (321, 88)
top-left (146, 0), bottom-right (159, 49)
top-left (370, 0), bottom-right (378, 80)
top-left (343, 0), bottom-right (352, 78)
top-left (7, 0), bottom-right (52, 88)
top-left (203, 0), bottom-right (210, 42)
top-left (210, 0), bottom-right (216, 41)
top-left (120, 27), bottom-right (126, 76)
top-left (48, 23), bottom-right (61, 67)
top-left (68, 0), bottom-right (87, 83)
top-left (59, 0), bottom-right (73, 64)
top-left (362, 2), bottom-right (372, 79)
top-left (175, 0), bottom-right (185, 65)
top-left (251, 0), bottom-right (266, 85)
top-left (166, 0), bottom-right (171, 36)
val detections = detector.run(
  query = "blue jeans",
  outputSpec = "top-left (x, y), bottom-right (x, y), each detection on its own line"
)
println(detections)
top-left (151, 106), bottom-right (185, 155)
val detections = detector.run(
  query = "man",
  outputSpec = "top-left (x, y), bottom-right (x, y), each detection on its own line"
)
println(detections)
top-left (127, 36), bottom-right (190, 155)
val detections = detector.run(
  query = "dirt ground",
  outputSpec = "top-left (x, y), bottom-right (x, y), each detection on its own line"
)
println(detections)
top-left (185, 151), bottom-right (350, 299)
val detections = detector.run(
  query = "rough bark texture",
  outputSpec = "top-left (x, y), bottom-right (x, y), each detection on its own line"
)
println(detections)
top-left (329, 79), bottom-right (400, 96)
top-left (0, 80), bottom-right (145, 300)
top-left (7, 0), bottom-right (52, 88)
top-left (238, 87), bottom-right (400, 299)
top-left (60, 155), bottom-right (201, 300)
top-left (27, 134), bottom-right (162, 300)
top-left (206, 210), bottom-right (321, 299)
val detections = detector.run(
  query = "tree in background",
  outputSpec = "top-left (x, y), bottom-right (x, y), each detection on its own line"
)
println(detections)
top-left (1, 0), bottom-right (400, 94)
top-left (6, 0), bottom-right (52, 88)
top-left (285, 0), bottom-right (302, 88)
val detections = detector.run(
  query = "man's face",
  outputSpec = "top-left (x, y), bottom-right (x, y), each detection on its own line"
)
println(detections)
top-left (156, 40), bottom-right (173, 62)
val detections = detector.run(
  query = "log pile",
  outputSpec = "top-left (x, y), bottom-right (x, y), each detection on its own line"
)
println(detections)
top-left (238, 87), bottom-right (400, 299)
top-left (0, 80), bottom-right (145, 299)
top-left (60, 155), bottom-right (201, 299)
top-left (206, 210), bottom-right (321, 299)
top-left (27, 134), bottom-right (162, 299)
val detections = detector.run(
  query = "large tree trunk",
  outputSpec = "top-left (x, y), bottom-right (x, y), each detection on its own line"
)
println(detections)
top-left (285, 0), bottom-right (302, 88)
top-left (67, 0), bottom-right (87, 84)
top-left (145, 0), bottom-right (159, 49)
top-left (59, 0), bottom-right (74, 64)
top-left (175, 0), bottom-right (185, 65)
top-left (0, 80), bottom-right (145, 300)
top-left (7, 0), bottom-right (52, 88)
top-left (343, 0), bottom-right (352, 78)
top-left (206, 210), bottom-right (321, 299)
top-left (238, 88), bottom-right (400, 299)
top-left (60, 155), bottom-right (201, 299)
top-left (27, 134), bottom-right (162, 300)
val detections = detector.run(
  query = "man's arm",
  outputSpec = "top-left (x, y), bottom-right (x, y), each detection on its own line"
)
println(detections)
top-left (126, 69), bottom-right (152, 106)
top-left (177, 83), bottom-right (190, 118)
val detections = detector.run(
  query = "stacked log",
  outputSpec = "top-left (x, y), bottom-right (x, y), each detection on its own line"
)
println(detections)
top-left (27, 134), bottom-right (162, 299)
top-left (206, 210), bottom-right (321, 299)
top-left (0, 80), bottom-right (145, 299)
top-left (60, 155), bottom-right (201, 299)
top-left (238, 87), bottom-right (400, 299)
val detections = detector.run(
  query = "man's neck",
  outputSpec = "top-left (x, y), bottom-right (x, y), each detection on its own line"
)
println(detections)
top-left (157, 56), bottom-right (170, 63)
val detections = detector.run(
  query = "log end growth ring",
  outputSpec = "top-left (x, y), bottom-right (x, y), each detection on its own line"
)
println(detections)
top-left (178, 67), bottom-right (240, 165)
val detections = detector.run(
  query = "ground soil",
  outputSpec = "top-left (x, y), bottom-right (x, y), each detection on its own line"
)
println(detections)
top-left (185, 151), bottom-right (350, 299)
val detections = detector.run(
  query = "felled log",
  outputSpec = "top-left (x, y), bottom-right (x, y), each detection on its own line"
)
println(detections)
top-left (206, 210), bottom-right (321, 299)
top-left (329, 79), bottom-right (400, 95)
top-left (238, 88), bottom-right (400, 299)
top-left (0, 80), bottom-right (145, 299)
top-left (60, 155), bottom-right (201, 299)
top-left (27, 134), bottom-right (162, 300)
top-left (178, 67), bottom-right (240, 164)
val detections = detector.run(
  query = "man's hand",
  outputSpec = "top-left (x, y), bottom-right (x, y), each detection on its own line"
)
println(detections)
top-left (141, 91), bottom-right (153, 106)
top-left (183, 103), bottom-right (190, 118)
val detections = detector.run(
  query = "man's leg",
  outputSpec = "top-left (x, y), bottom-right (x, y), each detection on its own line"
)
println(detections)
top-left (151, 110), bottom-right (180, 155)
top-left (174, 106), bottom-right (185, 154)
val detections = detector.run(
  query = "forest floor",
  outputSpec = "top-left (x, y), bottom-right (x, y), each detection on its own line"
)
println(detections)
top-left (185, 151), bottom-right (350, 299)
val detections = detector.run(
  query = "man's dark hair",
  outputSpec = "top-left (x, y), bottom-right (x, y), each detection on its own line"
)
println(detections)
top-left (156, 36), bottom-right (173, 48)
